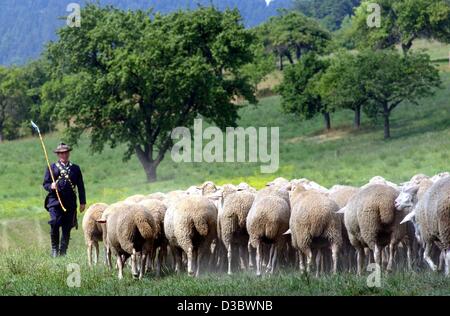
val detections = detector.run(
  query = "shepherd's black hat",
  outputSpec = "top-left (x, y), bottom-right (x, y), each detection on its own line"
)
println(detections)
top-left (53, 143), bottom-right (72, 153)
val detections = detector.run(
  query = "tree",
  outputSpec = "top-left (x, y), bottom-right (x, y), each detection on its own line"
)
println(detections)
top-left (356, 50), bottom-right (440, 139)
top-left (260, 11), bottom-right (331, 70)
top-left (240, 29), bottom-right (276, 89)
top-left (43, 5), bottom-right (256, 182)
top-left (294, 0), bottom-right (361, 31)
top-left (277, 53), bottom-right (332, 130)
top-left (316, 51), bottom-right (368, 129)
top-left (0, 67), bottom-right (29, 142)
top-left (349, 0), bottom-right (450, 55)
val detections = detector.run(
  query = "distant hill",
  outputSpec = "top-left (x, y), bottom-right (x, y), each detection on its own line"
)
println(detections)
top-left (0, 0), bottom-right (293, 66)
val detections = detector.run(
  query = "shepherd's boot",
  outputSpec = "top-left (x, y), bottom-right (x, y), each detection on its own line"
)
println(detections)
top-left (50, 227), bottom-right (60, 258)
top-left (59, 227), bottom-right (71, 256)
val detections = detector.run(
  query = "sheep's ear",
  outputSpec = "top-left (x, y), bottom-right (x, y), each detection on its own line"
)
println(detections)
top-left (283, 229), bottom-right (291, 235)
top-left (336, 207), bottom-right (346, 214)
top-left (400, 211), bottom-right (415, 224)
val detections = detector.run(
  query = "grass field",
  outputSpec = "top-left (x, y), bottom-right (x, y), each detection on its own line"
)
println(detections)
top-left (1, 44), bottom-right (450, 295)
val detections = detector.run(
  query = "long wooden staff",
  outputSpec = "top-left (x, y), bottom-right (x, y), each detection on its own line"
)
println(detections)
top-left (31, 121), bottom-right (66, 212)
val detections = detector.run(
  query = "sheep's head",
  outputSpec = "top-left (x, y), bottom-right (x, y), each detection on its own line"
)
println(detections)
top-left (395, 184), bottom-right (419, 211)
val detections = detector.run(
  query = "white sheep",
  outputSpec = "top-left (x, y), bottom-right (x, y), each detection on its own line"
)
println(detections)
top-left (342, 184), bottom-right (402, 275)
top-left (138, 199), bottom-right (168, 276)
top-left (289, 186), bottom-right (342, 274)
top-left (400, 177), bottom-right (450, 275)
top-left (218, 185), bottom-right (255, 274)
top-left (82, 203), bottom-right (109, 267)
top-left (106, 203), bottom-right (159, 279)
top-left (246, 186), bottom-right (290, 276)
top-left (164, 195), bottom-right (218, 276)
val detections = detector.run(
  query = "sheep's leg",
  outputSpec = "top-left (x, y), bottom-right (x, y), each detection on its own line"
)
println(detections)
top-left (265, 244), bottom-right (274, 273)
top-left (227, 243), bottom-right (233, 275)
top-left (386, 243), bottom-right (395, 272)
top-left (131, 249), bottom-right (139, 279)
top-left (298, 250), bottom-right (305, 272)
top-left (239, 245), bottom-right (248, 270)
top-left (331, 244), bottom-right (339, 274)
top-left (94, 241), bottom-right (99, 266)
top-left (356, 247), bottom-right (364, 276)
top-left (305, 247), bottom-right (313, 273)
top-left (315, 249), bottom-right (321, 277)
top-left (248, 242), bottom-right (254, 270)
top-left (174, 247), bottom-right (183, 274)
top-left (106, 247), bottom-right (112, 269)
top-left (186, 246), bottom-right (195, 276)
top-left (139, 252), bottom-right (147, 280)
top-left (445, 250), bottom-right (450, 276)
top-left (155, 247), bottom-right (161, 277)
top-left (438, 251), bottom-right (445, 272)
top-left (117, 256), bottom-right (124, 280)
top-left (256, 241), bottom-right (262, 277)
top-left (269, 243), bottom-right (278, 274)
top-left (196, 243), bottom-right (209, 277)
top-left (87, 242), bottom-right (93, 268)
top-left (374, 244), bottom-right (382, 271)
top-left (406, 243), bottom-right (412, 271)
top-left (423, 243), bottom-right (437, 271)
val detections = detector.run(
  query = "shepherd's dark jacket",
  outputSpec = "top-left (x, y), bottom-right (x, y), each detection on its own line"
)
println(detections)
top-left (43, 161), bottom-right (86, 211)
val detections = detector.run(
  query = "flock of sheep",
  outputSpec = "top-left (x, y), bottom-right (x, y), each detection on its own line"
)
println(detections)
top-left (82, 172), bottom-right (450, 279)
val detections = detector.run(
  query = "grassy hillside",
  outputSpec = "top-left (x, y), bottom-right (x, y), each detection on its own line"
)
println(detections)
top-left (1, 73), bottom-right (450, 220)
top-left (1, 47), bottom-right (450, 296)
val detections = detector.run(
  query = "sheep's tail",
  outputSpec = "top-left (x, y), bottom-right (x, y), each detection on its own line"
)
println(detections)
top-left (193, 217), bottom-right (210, 237)
top-left (135, 211), bottom-right (155, 240)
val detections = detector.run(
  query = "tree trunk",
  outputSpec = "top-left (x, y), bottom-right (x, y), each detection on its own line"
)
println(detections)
top-left (354, 105), bottom-right (361, 129)
top-left (143, 162), bottom-right (157, 182)
top-left (135, 146), bottom-right (158, 182)
top-left (285, 51), bottom-right (294, 65)
top-left (383, 104), bottom-right (391, 139)
top-left (323, 112), bottom-right (331, 131)
top-left (401, 41), bottom-right (413, 57)
top-left (295, 46), bottom-right (302, 60)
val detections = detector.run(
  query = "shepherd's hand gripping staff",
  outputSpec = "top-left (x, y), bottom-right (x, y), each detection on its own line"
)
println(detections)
top-left (31, 121), bottom-right (67, 212)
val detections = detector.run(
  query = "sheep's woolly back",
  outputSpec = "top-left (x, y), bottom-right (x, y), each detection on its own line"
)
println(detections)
top-left (109, 203), bottom-right (158, 255)
top-left (146, 192), bottom-right (166, 201)
top-left (139, 199), bottom-right (167, 240)
top-left (254, 186), bottom-right (290, 206)
top-left (329, 186), bottom-right (360, 208)
top-left (82, 203), bottom-right (109, 244)
top-left (290, 191), bottom-right (342, 250)
top-left (124, 194), bottom-right (147, 203)
top-left (247, 195), bottom-right (290, 247)
top-left (174, 196), bottom-right (217, 238)
top-left (220, 191), bottom-right (255, 243)
top-left (345, 184), bottom-right (399, 249)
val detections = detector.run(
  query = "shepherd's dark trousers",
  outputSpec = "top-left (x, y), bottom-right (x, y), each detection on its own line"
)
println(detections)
top-left (48, 205), bottom-right (76, 255)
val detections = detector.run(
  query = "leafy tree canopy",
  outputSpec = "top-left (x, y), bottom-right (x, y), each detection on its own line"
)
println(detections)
top-left (43, 4), bottom-right (256, 182)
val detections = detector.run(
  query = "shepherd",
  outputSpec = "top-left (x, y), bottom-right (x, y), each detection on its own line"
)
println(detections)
top-left (42, 142), bottom-right (86, 257)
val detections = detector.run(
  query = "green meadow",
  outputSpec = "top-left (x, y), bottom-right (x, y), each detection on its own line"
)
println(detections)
top-left (0, 41), bottom-right (450, 295)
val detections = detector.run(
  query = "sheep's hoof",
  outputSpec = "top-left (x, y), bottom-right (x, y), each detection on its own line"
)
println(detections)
top-left (132, 274), bottom-right (139, 280)
top-left (227, 271), bottom-right (233, 276)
